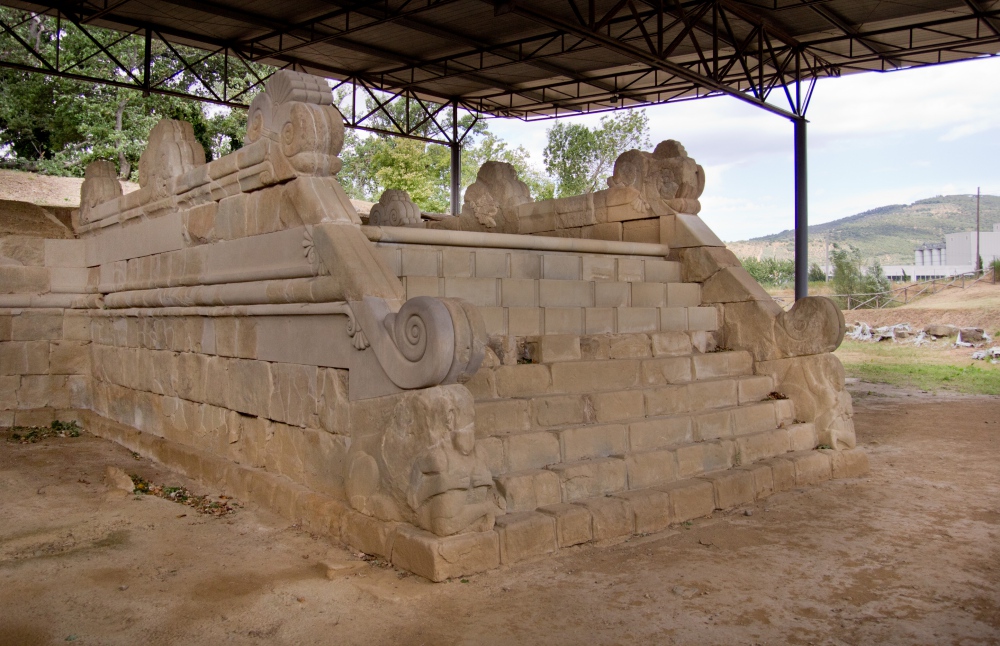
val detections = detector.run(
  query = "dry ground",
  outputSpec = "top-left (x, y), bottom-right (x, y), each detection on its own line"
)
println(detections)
top-left (1, 386), bottom-right (999, 646)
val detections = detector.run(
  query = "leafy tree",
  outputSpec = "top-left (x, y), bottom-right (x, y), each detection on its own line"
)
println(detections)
top-left (741, 257), bottom-right (795, 287)
top-left (0, 7), bottom-right (258, 179)
top-left (808, 263), bottom-right (827, 282)
top-left (543, 110), bottom-right (650, 197)
top-left (830, 245), bottom-right (892, 308)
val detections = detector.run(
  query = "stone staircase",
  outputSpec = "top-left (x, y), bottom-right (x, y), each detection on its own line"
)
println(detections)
top-left (369, 241), bottom-right (865, 563)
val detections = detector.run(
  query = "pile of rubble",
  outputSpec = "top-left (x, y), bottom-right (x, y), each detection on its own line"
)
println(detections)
top-left (846, 322), bottom-right (998, 362)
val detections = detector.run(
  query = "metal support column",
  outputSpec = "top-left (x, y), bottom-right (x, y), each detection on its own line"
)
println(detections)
top-left (450, 101), bottom-right (461, 215)
top-left (794, 116), bottom-right (809, 300)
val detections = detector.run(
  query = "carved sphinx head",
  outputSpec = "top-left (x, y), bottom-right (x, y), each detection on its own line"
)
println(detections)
top-left (346, 385), bottom-right (500, 536)
top-left (137, 119), bottom-right (206, 198)
top-left (608, 139), bottom-right (705, 215)
top-left (78, 160), bottom-right (122, 225)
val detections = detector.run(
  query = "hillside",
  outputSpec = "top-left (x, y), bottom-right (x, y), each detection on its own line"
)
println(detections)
top-left (728, 194), bottom-right (1000, 265)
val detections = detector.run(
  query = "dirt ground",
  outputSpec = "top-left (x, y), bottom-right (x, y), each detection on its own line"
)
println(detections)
top-left (1, 385), bottom-right (998, 646)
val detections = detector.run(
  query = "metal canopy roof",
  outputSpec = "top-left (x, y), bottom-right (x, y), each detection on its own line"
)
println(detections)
top-left (2, 0), bottom-right (999, 122)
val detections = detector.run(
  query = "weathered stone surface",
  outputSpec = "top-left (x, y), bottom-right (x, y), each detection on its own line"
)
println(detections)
top-left (494, 512), bottom-right (557, 563)
top-left (826, 447), bottom-right (870, 479)
top-left (390, 525), bottom-right (500, 582)
top-left (574, 496), bottom-right (632, 542)
top-left (495, 469), bottom-right (562, 512)
top-left (700, 470), bottom-right (755, 509)
top-left (548, 457), bottom-right (628, 501)
top-left (615, 488), bottom-right (672, 534)
top-left (657, 479), bottom-right (715, 523)
top-left (538, 503), bottom-right (593, 547)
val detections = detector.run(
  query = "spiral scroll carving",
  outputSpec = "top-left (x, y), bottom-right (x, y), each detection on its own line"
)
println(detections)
top-left (369, 190), bottom-right (422, 227)
top-left (351, 295), bottom-right (487, 392)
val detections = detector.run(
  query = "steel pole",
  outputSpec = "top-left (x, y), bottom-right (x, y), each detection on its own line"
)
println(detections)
top-left (450, 101), bottom-right (461, 216)
top-left (794, 116), bottom-right (808, 300)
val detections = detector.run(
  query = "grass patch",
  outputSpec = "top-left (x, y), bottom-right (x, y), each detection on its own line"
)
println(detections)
top-left (843, 361), bottom-right (1000, 396)
top-left (130, 474), bottom-right (240, 516)
top-left (5, 420), bottom-right (82, 443)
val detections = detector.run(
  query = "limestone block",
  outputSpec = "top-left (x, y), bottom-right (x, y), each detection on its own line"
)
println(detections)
top-left (702, 266), bottom-right (773, 303)
top-left (226, 358), bottom-right (272, 417)
top-left (504, 432), bottom-right (561, 471)
top-left (659, 213), bottom-right (724, 248)
top-left (475, 399), bottom-right (530, 437)
top-left (559, 424), bottom-right (627, 461)
top-left (644, 260), bottom-right (681, 283)
top-left (584, 308), bottom-right (615, 335)
top-left (495, 364), bottom-right (551, 398)
top-left (507, 307), bottom-right (542, 336)
top-left (736, 428), bottom-right (790, 464)
top-left (629, 417), bottom-right (692, 452)
top-left (538, 279), bottom-right (593, 308)
top-left (643, 385), bottom-right (689, 416)
top-left (658, 479), bottom-right (715, 523)
top-left (615, 488), bottom-right (673, 534)
top-left (0, 410), bottom-right (12, 426)
top-left (49, 341), bottom-right (91, 375)
top-left (0, 236), bottom-right (45, 266)
top-left (616, 307), bottom-right (658, 333)
top-left (541, 255), bottom-right (581, 280)
top-left (651, 331), bottom-right (691, 357)
top-left (595, 282), bottom-right (629, 307)
top-left (12, 313), bottom-right (63, 341)
top-left (531, 335), bottom-right (581, 363)
top-left (548, 457), bottom-right (627, 501)
top-left (574, 496), bottom-right (632, 542)
top-left (732, 402), bottom-right (778, 435)
top-left (0, 316), bottom-right (10, 341)
top-left (0, 375), bottom-right (17, 409)
top-left (464, 365), bottom-right (497, 400)
top-left (494, 512), bottom-right (557, 563)
top-left (687, 379), bottom-right (737, 411)
top-left (390, 525), bottom-right (500, 582)
top-left (700, 470), bottom-right (755, 509)
top-left (542, 308), bottom-right (583, 335)
top-left (551, 359), bottom-right (638, 393)
top-left (738, 375), bottom-right (775, 404)
top-left (724, 298), bottom-right (845, 363)
top-left (538, 503), bottom-right (593, 547)
top-left (737, 463), bottom-right (774, 498)
top-left (677, 247), bottom-right (742, 283)
top-left (581, 256), bottom-right (617, 281)
top-left (0, 341), bottom-right (49, 375)
top-left (640, 356), bottom-right (692, 386)
top-left (298, 429), bottom-right (349, 498)
top-left (608, 334), bottom-right (651, 359)
top-left (659, 307), bottom-right (688, 331)
top-left (18, 375), bottom-right (69, 408)
top-left (693, 410), bottom-right (732, 441)
top-left (269, 362), bottom-right (319, 428)
top-left (404, 276), bottom-right (440, 299)
top-left (691, 353), bottom-right (730, 380)
top-left (826, 447), bottom-right (870, 479)
top-left (500, 278), bottom-right (537, 307)
top-left (606, 202), bottom-right (648, 222)
top-left (774, 398), bottom-right (795, 426)
top-left (444, 277), bottom-right (498, 307)
top-left (342, 510), bottom-right (398, 558)
top-left (172, 352), bottom-right (208, 403)
top-left (687, 307), bottom-right (720, 332)
top-left (676, 443), bottom-right (707, 478)
top-left (622, 218), bottom-right (661, 243)
top-left (767, 457), bottom-right (797, 492)
top-left (617, 258), bottom-right (644, 282)
top-left (530, 394), bottom-right (588, 428)
top-left (789, 450), bottom-right (833, 486)
top-left (625, 449), bottom-right (679, 489)
top-left (509, 253), bottom-right (541, 279)
top-left (590, 389), bottom-right (644, 423)
top-left (14, 409), bottom-right (58, 427)
top-left (61, 315), bottom-right (91, 342)
top-left (495, 469), bottom-right (562, 512)
top-left (632, 282), bottom-right (667, 307)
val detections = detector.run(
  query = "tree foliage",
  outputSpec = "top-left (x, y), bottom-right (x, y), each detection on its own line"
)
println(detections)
top-left (543, 110), bottom-right (650, 197)
top-left (741, 257), bottom-right (795, 287)
top-left (830, 245), bottom-right (892, 308)
top-left (0, 7), bottom-right (256, 179)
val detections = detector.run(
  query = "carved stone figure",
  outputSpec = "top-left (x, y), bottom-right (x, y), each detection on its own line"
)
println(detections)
top-left (607, 139), bottom-right (705, 215)
top-left (78, 160), bottom-right (122, 225)
top-left (368, 189), bottom-right (422, 226)
top-left (457, 161), bottom-right (532, 232)
top-left (138, 119), bottom-right (206, 198)
top-left (244, 70), bottom-right (343, 176)
top-left (722, 296), bottom-right (846, 363)
top-left (346, 384), bottom-right (502, 536)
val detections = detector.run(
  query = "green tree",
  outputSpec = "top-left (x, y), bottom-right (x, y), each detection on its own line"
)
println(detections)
top-left (741, 257), bottom-right (795, 287)
top-left (543, 110), bottom-right (650, 197)
top-left (830, 245), bottom-right (892, 308)
top-left (808, 263), bottom-right (827, 282)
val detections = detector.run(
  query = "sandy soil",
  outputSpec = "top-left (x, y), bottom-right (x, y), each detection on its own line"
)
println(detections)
top-left (1, 387), bottom-right (998, 646)
top-left (0, 170), bottom-right (138, 209)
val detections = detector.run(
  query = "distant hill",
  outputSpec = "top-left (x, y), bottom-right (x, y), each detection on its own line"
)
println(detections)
top-left (728, 194), bottom-right (1000, 265)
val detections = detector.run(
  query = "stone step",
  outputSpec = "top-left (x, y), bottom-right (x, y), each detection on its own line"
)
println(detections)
top-left (485, 407), bottom-right (809, 487)
top-left (523, 331), bottom-right (716, 364)
top-left (493, 448), bottom-right (870, 562)
top-left (469, 350), bottom-right (757, 404)
top-left (376, 244), bottom-right (681, 283)
top-left (474, 374), bottom-right (781, 434)
top-left (492, 426), bottom-right (826, 513)
top-left (401, 276), bottom-right (699, 308)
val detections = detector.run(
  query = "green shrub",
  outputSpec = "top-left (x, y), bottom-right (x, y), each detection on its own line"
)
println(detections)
top-left (740, 257), bottom-right (794, 287)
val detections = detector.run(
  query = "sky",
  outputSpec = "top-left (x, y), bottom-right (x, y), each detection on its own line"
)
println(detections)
top-left (486, 55), bottom-right (1000, 242)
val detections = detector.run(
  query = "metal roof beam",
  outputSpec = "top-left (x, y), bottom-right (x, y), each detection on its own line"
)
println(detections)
top-left (964, 0), bottom-right (1000, 37)
top-left (797, 0), bottom-right (905, 68)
